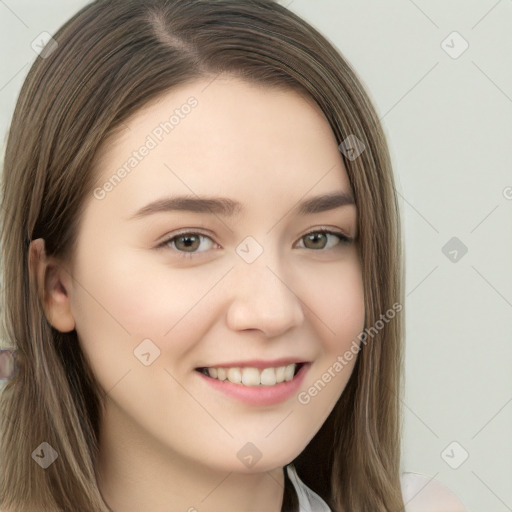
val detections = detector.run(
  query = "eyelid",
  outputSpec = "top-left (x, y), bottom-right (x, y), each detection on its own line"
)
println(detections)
top-left (156, 229), bottom-right (218, 255)
top-left (297, 225), bottom-right (354, 243)
top-left (156, 226), bottom-right (354, 257)
top-left (156, 228), bottom-right (213, 244)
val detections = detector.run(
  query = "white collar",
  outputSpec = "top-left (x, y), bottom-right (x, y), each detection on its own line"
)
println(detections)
top-left (285, 464), bottom-right (332, 512)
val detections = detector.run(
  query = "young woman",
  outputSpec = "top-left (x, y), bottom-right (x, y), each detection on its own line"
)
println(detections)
top-left (0, 1), bottom-right (466, 510)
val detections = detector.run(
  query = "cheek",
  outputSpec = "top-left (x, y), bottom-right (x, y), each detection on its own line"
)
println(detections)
top-left (303, 258), bottom-right (365, 352)
top-left (293, 263), bottom-right (364, 426)
top-left (69, 247), bottom-right (223, 369)
top-left (72, 244), bottom-right (211, 331)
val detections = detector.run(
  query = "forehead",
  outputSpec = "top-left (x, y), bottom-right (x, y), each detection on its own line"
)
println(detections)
top-left (89, 76), bottom-right (352, 216)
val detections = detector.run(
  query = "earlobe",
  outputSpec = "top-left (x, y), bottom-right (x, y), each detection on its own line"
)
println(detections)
top-left (29, 238), bottom-right (76, 333)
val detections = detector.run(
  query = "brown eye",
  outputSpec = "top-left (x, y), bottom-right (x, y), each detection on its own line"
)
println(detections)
top-left (299, 230), bottom-right (351, 250)
top-left (158, 232), bottom-right (217, 259)
top-left (174, 234), bottom-right (201, 252)
top-left (303, 232), bottom-right (329, 250)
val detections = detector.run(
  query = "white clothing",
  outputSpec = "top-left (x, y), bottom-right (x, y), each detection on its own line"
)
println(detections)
top-left (286, 464), bottom-right (331, 512)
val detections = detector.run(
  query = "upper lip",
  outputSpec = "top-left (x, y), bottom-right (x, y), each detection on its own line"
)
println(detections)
top-left (196, 358), bottom-right (310, 369)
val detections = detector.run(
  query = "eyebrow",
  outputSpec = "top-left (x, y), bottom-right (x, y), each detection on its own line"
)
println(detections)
top-left (127, 191), bottom-right (355, 220)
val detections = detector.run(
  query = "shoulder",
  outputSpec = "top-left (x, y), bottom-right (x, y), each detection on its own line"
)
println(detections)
top-left (401, 472), bottom-right (467, 512)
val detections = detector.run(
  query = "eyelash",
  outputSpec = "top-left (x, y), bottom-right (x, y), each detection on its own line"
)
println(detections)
top-left (156, 228), bottom-right (353, 260)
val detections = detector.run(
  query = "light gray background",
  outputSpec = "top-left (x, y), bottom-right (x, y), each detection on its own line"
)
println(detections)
top-left (1, 1), bottom-right (511, 511)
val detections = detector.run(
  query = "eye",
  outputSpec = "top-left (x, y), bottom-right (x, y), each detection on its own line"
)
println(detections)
top-left (157, 231), bottom-right (218, 259)
top-left (296, 229), bottom-right (353, 251)
top-left (157, 228), bottom-right (353, 260)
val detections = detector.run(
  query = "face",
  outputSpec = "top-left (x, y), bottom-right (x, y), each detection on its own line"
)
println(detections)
top-left (53, 76), bottom-right (365, 474)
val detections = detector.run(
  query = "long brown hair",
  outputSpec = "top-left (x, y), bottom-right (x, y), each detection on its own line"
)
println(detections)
top-left (0, 1), bottom-right (404, 510)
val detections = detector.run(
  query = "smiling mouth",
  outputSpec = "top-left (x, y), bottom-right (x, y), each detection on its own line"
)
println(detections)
top-left (195, 362), bottom-right (304, 387)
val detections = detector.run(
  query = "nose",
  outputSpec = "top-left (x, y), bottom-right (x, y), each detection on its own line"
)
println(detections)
top-left (225, 255), bottom-right (305, 337)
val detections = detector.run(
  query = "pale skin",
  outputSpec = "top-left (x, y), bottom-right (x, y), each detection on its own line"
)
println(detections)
top-left (34, 75), bottom-right (365, 511)
top-left (31, 75), bottom-right (465, 511)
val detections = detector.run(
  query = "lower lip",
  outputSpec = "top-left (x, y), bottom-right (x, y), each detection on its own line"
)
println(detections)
top-left (196, 363), bottom-right (311, 406)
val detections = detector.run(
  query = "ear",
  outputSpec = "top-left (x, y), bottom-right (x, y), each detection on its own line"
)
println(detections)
top-left (28, 238), bottom-right (76, 333)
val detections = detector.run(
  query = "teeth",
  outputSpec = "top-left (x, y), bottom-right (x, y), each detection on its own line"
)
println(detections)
top-left (203, 364), bottom-right (298, 386)
top-left (227, 367), bottom-right (242, 384)
top-left (284, 364), bottom-right (295, 382)
top-left (276, 365), bottom-right (286, 382)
